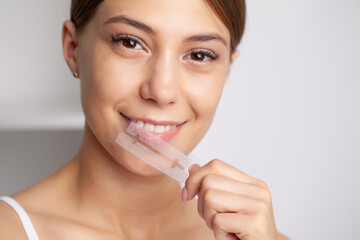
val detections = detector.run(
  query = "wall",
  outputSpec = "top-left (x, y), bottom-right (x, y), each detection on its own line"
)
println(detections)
top-left (1, 0), bottom-right (359, 239)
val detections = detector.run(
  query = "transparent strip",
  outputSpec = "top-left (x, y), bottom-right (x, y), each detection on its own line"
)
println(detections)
top-left (115, 122), bottom-right (193, 184)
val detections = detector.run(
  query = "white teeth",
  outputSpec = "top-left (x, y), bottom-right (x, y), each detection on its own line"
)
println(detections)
top-left (144, 122), bottom-right (155, 132)
top-left (135, 120), bottom-right (144, 128)
top-left (133, 120), bottom-right (177, 133)
top-left (154, 125), bottom-right (165, 133)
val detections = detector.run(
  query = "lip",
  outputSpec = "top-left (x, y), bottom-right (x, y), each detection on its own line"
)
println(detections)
top-left (121, 113), bottom-right (183, 126)
top-left (120, 113), bottom-right (185, 141)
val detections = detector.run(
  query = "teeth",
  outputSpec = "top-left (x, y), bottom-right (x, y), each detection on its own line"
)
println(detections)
top-left (133, 120), bottom-right (177, 133)
top-left (154, 125), bottom-right (165, 133)
top-left (144, 122), bottom-right (154, 132)
top-left (135, 120), bottom-right (144, 128)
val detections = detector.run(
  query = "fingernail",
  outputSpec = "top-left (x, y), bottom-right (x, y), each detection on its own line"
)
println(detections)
top-left (181, 187), bottom-right (188, 202)
top-left (188, 164), bottom-right (198, 174)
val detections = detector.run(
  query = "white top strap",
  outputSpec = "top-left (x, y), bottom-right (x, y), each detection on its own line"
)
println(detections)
top-left (0, 196), bottom-right (39, 240)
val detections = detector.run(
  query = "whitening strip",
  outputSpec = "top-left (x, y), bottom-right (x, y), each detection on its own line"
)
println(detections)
top-left (115, 122), bottom-right (192, 184)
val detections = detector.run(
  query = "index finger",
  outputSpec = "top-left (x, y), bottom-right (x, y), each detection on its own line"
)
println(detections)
top-left (184, 159), bottom-right (267, 201)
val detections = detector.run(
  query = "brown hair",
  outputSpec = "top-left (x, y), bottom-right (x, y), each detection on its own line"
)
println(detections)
top-left (71, 0), bottom-right (246, 53)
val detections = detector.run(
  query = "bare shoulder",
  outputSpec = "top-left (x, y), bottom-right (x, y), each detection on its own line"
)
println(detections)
top-left (0, 200), bottom-right (27, 240)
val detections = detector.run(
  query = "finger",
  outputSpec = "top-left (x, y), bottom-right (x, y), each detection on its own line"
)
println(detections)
top-left (181, 164), bottom-right (201, 201)
top-left (212, 213), bottom-right (253, 240)
top-left (214, 232), bottom-right (238, 240)
top-left (214, 231), bottom-right (238, 240)
top-left (185, 159), bottom-right (267, 201)
top-left (213, 212), bottom-right (274, 240)
top-left (199, 174), bottom-right (272, 203)
top-left (196, 175), bottom-right (272, 221)
top-left (197, 189), bottom-right (264, 229)
top-left (188, 164), bottom-right (201, 175)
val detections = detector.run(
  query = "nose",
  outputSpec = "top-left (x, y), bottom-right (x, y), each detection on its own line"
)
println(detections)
top-left (139, 50), bottom-right (179, 106)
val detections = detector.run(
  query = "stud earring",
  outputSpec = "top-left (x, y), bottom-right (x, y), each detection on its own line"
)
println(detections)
top-left (66, 60), bottom-right (78, 78)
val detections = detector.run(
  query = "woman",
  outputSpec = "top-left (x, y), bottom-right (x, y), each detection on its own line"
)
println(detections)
top-left (0, 0), bottom-right (289, 239)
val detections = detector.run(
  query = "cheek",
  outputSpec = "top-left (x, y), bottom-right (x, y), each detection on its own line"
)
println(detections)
top-left (80, 43), bottom-right (144, 111)
top-left (180, 69), bottom-right (227, 149)
top-left (78, 42), bottom-right (146, 140)
top-left (185, 71), bottom-right (226, 120)
top-left (82, 49), bottom-right (138, 104)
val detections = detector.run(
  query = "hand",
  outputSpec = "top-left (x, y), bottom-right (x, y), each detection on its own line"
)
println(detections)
top-left (182, 159), bottom-right (278, 240)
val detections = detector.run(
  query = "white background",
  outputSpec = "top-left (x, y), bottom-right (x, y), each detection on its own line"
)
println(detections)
top-left (1, 0), bottom-right (359, 239)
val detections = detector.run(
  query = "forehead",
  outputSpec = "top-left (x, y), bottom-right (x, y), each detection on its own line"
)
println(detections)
top-left (94, 0), bottom-right (230, 44)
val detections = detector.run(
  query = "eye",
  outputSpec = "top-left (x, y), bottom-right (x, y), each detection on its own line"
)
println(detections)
top-left (111, 34), bottom-right (144, 51)
top-left (184, 49), bottom-right (218, 64)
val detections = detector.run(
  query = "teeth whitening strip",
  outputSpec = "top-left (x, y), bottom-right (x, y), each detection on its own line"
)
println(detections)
top-left (115, 122), bottom-right (192, 184)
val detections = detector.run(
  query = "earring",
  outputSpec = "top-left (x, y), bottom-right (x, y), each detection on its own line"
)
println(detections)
top-left (66, 60), bottom-right (78, 78)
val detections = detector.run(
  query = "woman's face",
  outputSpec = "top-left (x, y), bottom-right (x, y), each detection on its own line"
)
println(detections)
top-left (74, 0), bottom-right (237, 177)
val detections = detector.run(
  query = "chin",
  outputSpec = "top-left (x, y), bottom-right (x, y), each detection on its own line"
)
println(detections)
top-left (116, 150), bottom-right (164, 177)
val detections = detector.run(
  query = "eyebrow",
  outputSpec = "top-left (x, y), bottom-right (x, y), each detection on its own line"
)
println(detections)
top-left (184, 34), bottom-right (227, 46)
top-left (104, 15), bottom-right (227, 46)
top-left (103, 15), bottom-right (156, 35)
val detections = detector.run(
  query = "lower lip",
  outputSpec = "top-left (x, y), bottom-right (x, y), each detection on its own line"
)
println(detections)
top-left (120, 113), bottom-right (184, 142)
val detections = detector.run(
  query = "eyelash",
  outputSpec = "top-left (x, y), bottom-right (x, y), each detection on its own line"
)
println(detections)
top-left (186, 48), bottom-right (219, 64)
top-left (111, 33), bottom-right (145, 51)
top-left (111, 33), bottom-right (219, 64)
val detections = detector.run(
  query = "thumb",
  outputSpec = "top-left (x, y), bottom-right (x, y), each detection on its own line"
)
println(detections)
top-left (188, 164), bottom-right (201, 175)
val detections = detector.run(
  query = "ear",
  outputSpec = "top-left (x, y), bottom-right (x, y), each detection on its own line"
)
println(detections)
top-left (62, 20), bottom-right (79, 78)
top-left (230, 49), bottom-right (239, 64)
top-left (225, 49), bottom-right (240, 84)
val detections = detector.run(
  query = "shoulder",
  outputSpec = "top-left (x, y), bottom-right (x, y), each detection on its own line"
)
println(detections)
top-left (0, 200), bottom-right (28, 240)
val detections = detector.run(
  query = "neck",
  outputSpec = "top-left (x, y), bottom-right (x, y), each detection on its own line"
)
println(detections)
top-left (68, 123), bottom-right (188, 239)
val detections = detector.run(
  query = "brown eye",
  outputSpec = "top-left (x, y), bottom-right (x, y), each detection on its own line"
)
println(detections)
top-left (191, 52), bottom-right (205, 61)
top-left (185, 49), bottom-right (218, 64)
top-left (123, 39), bottom-right (137, 48)
top-left (111, 35), bottom-right (143, 50)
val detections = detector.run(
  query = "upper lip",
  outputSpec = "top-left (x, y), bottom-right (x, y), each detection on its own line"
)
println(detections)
top-left (121, 113), bottom-right (185, 126)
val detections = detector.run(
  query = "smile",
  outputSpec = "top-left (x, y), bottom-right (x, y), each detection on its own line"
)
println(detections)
top-left (133, 120), bottom-right (177, 134)
top-left (120, 113), bottom-right (185, 141)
